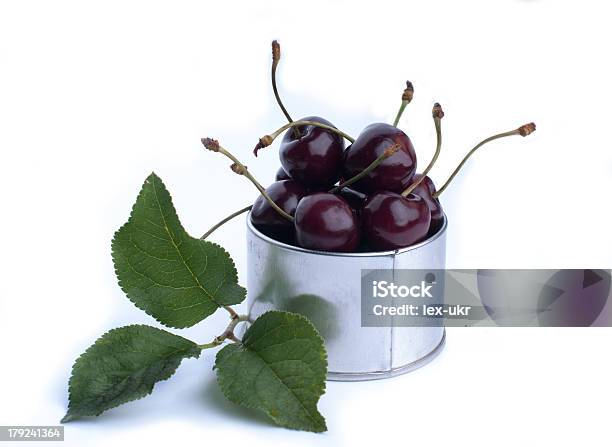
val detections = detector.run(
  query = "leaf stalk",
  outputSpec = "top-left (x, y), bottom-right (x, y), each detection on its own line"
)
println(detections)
top-left (198, 314), bottom-right (249, 350)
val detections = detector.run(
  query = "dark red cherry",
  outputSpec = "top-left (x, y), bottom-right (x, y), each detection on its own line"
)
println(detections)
top-left (251, 180), bottom-right (307, 242)
top-left (280, 116), bottom-right (345, 188)
top-left (362, 191), bottom-right (431, 251)
top-left (336, 187), bottom-right (368, 214)
top-left (275, 166), bottom-right (291, 181)
top-left (409, 174), bottom-right (444, 235)
top-left (343, 123), bottom-right (417, 194)
top-left (295, 193), bottom-right (360, 252)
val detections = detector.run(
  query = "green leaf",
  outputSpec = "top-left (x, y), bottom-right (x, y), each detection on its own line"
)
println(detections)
top-left (62, 325), bottom-right (200, 423)
top-left (112, 173), bottom-right (246, 328)
top-left (214, 311), bottom-right (328, 432)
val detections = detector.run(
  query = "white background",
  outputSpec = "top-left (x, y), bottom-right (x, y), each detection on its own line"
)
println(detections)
top-left (1, 0), bottom-right (611, 445)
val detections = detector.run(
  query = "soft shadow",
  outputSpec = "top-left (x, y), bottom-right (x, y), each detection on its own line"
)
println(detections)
top-left (276, 294), bottom-right (339, 340)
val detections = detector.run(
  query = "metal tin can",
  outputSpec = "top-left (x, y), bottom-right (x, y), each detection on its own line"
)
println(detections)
top-left (245, 213), bottom-right (447, 381)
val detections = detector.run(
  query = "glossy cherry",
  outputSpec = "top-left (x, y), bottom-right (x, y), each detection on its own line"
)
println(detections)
top-left (336, 187), bottom-right (368, 215)
top-left (295, 193), bottom-right (360, 252)
top-left (409, 174), bottom-right (444, 235)
top-left (343, 123), bottom-right (417, 194)
top-left (275, 166), bottom-right (291, 181)
top-left (250, 180), bottom-right (307, 242)
top-left (361, 191), bottom-right (431, 251)
top-left (280, 116), bottom-right (345, 188)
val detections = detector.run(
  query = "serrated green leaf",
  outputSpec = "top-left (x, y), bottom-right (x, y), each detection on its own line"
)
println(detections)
top-left (62, 325), bottom-right (200, 423)
top-left (112, 173), bottom-right (246, 328)
top-left (214, 311), bottom-right (328, 432)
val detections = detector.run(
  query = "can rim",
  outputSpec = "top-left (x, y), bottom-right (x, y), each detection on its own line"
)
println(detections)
top-left (246, 211), bottom-right (448, 258)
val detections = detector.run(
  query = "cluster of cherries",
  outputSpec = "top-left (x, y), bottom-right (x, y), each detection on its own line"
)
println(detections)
top-left (201, 41), bottom-right (536, 253)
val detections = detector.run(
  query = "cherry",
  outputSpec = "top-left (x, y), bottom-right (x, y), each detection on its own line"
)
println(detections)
top-left (343, 123), bottom-right (417, 194)
top-left (275, 166), bottom-right (291, 181)
top-left (295, 193), bottom-right (360, 252)
top-left (250, 180), bottom-right (307, 242)
top-left (332, 142), bottom-right (401, 218)
top-left (336, 187), bottom-right (368, 214)
top-left (409, 174), bottom-right (444, 235)
top-left (280, 116), bottom-right (345, 188)
top-left (361, 191), bottom-right (431, 251)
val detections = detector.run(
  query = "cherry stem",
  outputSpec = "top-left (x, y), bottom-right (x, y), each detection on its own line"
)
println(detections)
top-left (271, 40), bottom-right (300, 138)
top-left (329, 143), bottom-right (400, 194)
top-left (392, 81), bottom-right (414, 127)
top-left (201, 138), bottom-right (295, 222)
top-left (433, 122), bottom-right (536, 198)
top-left (271, 121), bottom-right (354, 142)
top-left (201, 205), bottom-right (253, 240)
top-left (402, 103), bottom-right (444, 197)
top-left (254, 120), bottom-right (354, 156)
top-left (393, 103), bottom-right (408, 128)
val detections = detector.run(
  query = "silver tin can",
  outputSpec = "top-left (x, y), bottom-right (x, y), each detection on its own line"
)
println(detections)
top-left (245, 213), bottom-right (447, 381)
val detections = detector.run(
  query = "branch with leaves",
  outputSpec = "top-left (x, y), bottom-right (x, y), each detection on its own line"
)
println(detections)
top-left (62, 173), bottom-right (328, 433)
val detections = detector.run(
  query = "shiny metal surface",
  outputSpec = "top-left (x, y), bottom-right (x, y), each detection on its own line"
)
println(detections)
top-left (245, 213), bottom-right (447, 381)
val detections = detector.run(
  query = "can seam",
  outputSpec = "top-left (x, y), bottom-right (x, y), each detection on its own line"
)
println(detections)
top-left (326, 329), bottom-right (446, 382)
